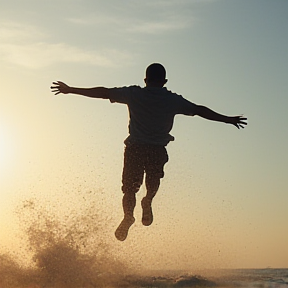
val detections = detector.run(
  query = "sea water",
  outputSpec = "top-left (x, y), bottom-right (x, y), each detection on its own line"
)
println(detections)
top-left (0, 200), bottom-right (287, 288)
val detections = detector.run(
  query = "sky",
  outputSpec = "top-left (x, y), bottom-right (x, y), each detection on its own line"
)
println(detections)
top-left (0, 0), bottom-right (287, 270)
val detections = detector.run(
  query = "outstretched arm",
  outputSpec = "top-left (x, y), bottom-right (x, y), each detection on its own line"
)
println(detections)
top-left (194, 105), bottom-right (247, 129)
top-left (50, 81), bottom-right (109, 99)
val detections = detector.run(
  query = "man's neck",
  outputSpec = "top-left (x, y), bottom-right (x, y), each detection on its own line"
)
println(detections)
top-left (145, 83), bottom-right (165, 88)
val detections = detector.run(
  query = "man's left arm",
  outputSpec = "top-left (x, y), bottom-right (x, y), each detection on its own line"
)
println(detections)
top-left (194, 105), bottom-right (247, 129)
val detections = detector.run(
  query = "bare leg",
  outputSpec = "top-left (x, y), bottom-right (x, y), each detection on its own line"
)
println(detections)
top-left (115, 187), bottom-right (140, 241)
top-left (115, 195), bottom-right (135, 242)
top-left (122, 192), bottom-right (136, 217)
top-left (141, 175), bottom-right (161, 226)
top-left (145, 174), bottom-right (160, 201)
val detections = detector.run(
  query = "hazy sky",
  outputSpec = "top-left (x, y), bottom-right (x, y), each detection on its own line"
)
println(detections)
top-left (0, 0), bottom-right (287, 270)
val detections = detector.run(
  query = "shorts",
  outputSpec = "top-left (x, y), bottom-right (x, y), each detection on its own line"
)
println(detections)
top-left (121, 143), bottom-right (169, 194)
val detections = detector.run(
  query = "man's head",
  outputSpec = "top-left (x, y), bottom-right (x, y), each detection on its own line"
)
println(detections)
top-left (145, 63), bottom-right (167, 87)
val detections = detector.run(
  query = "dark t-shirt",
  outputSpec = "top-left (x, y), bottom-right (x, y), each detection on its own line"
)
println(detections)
top-left (108, 86), bottom-right (197, 146)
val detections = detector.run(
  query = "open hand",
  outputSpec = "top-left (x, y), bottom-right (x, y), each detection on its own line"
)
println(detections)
top-left (50, 81), bottom-right (71, 95)
top-left (230, 116), bottom-right (247, 129)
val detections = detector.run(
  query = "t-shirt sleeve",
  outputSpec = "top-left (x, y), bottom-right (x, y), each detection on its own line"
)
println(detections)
top-left (108, 86), bottom-right (140, 104)
top-left (108, 87), bottom-right (130, 104)
top-left (176, 96), bottom-right (198, 116)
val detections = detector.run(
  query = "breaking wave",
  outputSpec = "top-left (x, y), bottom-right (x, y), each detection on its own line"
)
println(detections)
top-left (0, 199), bottom-right (287, 288)
top-left (0, 199), bottom-right (130, 287)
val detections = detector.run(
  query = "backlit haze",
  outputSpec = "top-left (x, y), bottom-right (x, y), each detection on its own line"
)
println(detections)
top-left (0, 0), bottom-right (287, 270)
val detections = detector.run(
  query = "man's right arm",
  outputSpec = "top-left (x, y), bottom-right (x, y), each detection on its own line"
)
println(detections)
top-left (50, 81), bottom-right (109, 99)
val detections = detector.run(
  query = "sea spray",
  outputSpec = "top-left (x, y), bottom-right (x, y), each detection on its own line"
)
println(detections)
top-left (0, 199), bottom-right (130, 288)
top-left (2, 200), bottom-right (287, 287)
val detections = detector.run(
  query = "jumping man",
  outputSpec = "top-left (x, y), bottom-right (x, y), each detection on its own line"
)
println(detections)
top-left (51, 63), bottom-right (247, 241)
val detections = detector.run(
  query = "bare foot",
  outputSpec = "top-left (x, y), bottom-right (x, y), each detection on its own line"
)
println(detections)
top-left (115, 216), bottom-right (135, 241)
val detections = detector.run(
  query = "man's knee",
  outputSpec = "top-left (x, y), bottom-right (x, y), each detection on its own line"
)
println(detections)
top-left (122, 181), bottom-right (142, 194)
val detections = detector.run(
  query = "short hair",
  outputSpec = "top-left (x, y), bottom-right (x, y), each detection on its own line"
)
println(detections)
top-left (145, 63), bottom-right (166, 82)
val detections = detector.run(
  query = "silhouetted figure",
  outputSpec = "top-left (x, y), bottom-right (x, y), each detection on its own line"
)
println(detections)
top-left (51, 63), bottom-right (247, 241)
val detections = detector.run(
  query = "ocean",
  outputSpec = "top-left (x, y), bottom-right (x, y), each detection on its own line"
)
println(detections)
top-left (0, 200), bottom-right (287, 288)
top-left (1, 258), bottom-right (287, 288)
